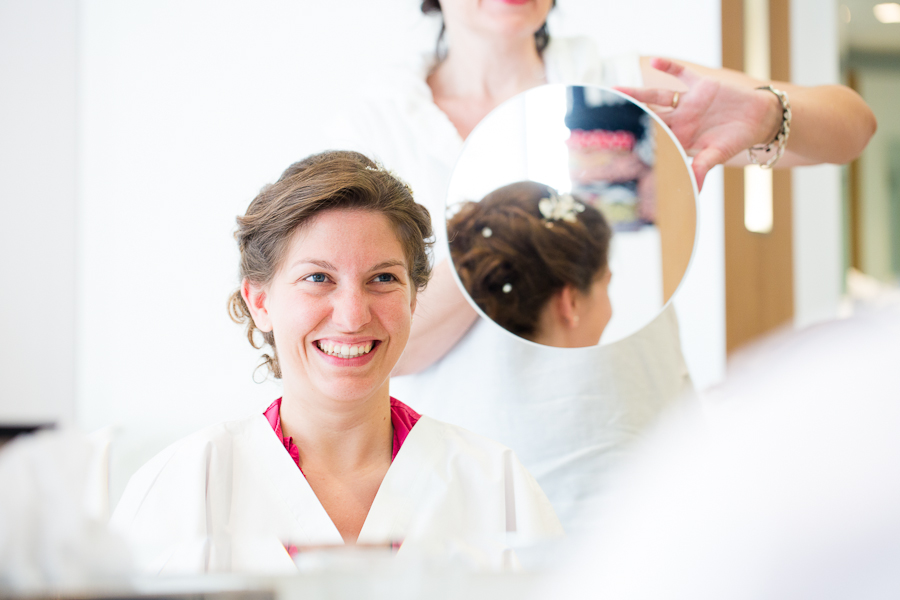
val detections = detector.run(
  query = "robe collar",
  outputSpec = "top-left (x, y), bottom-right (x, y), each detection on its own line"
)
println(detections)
top-left (263, 396), bottom-right (421, 472)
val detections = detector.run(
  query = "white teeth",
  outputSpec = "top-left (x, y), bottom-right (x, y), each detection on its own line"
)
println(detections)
top-left (317, 341), bottom-right (375, 359)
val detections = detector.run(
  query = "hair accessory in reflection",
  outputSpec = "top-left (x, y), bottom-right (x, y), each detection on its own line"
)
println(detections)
top-left (502, 283), bottom-right (513, 294)
top-left (482, 227), bottom-right (493, 238)
top-left (538, 191), bottom-right (586, 224)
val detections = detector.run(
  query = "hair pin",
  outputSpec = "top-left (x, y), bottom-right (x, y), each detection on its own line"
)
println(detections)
top-left (538, 191), bottom-right (585, 224)
top-left (502, 283), bottom-right (513, 294)
top-left (482, 227), bottom-right (493, 238)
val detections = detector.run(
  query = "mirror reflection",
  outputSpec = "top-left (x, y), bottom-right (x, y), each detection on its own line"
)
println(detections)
top-left (445, 84), bottom-right (697, 346)
top-left (448, 181), bottom-right (613, 348)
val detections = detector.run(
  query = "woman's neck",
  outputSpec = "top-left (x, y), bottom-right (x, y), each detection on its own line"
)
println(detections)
top-left (278, 383), bottom-right (393, 475)
top-left (427, 32), bottom-right (546, 139)
top-left (278, 382), bottom-right (393, 543)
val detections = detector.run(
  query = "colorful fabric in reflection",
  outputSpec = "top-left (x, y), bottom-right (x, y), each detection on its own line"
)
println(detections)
top-left (566, 128), bottom-right (636, 152)
top-left (564, 86), bottom-right (655, 230)
top-left (263, 396), bottom-right (421, 473)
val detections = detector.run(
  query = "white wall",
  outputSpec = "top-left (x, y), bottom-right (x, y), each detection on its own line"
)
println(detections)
top-left (0, 0), bottom-right (78, 426)
top-left (790, 0), bottom-right (846, 327)
top-left (72, 0), bottom-right (725, 503)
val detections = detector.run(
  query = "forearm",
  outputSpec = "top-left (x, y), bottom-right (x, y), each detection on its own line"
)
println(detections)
top-left (731, 80), bottom-right (875, 167)
top-left (640, 57), bottom-right (877, 167)
top-left (684, 65), bottom-right (876, 167)
top-left (392, 259), bottom-right (479, 376)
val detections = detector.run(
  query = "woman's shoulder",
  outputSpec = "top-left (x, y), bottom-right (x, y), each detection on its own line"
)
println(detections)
top-left (544, 36), bottom-right (643, 88)
top-left (142, 414), bottom-right (265, 468)
top-left (343, 54), bottom-right (436, 115)
top-left (415, 413), bottom-right (508, 453)
top-left (111, 414), bottom-right (268, 521)
top-left (410, 414), bottom-right (533, 478)
top-left (323, 56), bottom-right (451, 167)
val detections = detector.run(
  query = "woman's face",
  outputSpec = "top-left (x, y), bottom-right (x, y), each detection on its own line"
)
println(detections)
top-left (440, 0), bottom-right (553, 43)
top-left (246, 209), bottom-right (415, 405)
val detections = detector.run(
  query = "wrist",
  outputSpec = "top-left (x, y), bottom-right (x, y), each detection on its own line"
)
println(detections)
top-left (748, 86), bottom-right (792, 169)
top-left (756, 87), bottom-right (783, 146)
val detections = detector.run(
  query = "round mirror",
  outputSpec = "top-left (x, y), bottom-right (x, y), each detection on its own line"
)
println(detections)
top-left (445, 84), bottom-right (698, 347)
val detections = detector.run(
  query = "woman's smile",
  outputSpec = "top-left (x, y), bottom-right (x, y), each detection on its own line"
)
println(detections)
top-left (313, 339), bottom-right (381, 366)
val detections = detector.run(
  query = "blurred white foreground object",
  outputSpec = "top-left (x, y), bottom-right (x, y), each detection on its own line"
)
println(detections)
top-left (552, 303), bottom-right (900, 599)
top-left (0, 429), bottom-right (132, 592)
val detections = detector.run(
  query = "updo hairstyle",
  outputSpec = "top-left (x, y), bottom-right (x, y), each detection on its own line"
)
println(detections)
top-left (228, 150), bottom-right (434, 378)
top-left (448, 181), bottom-right (610, 340)
top-left (421, 0), bottom-right (555, 59)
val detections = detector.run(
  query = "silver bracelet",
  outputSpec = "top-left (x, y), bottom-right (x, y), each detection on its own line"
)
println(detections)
top-left (747, 85), bottom-right (791, 169)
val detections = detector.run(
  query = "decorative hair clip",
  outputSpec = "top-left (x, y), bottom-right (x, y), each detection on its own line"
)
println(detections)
top-left (502, 283), bottom-right (513, 294)
top-left (365, 163), bottom-right (415, 197)
top-left (482, 227), bottom-right (493, 238)
top-left (538, 191), bottom-right (585, 224)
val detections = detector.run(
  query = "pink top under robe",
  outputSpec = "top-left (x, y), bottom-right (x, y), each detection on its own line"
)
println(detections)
top-left (263, 397), bottom-right (422, 474)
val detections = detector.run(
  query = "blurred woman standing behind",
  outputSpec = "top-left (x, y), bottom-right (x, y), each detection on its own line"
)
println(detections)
top-left (332, 0), bottom-right (876, 532)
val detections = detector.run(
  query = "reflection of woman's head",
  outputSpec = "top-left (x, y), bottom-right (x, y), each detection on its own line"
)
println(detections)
top-left (229, 151), bottom-right (433, 378)
top-left (448, 181), bottom-right (612, 347)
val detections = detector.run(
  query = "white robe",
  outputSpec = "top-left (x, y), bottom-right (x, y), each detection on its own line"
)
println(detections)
top-left (330, 38), bottom-right (694, 531)
top-left (110, 413), bottom-right (563, 574)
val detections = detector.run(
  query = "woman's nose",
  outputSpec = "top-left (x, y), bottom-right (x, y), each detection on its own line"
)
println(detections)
top-left (331, 286), bottom-right (372, 332)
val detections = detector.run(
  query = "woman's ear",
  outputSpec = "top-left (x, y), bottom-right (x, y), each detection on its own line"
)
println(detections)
top-left (557, 285), bottom-right (581, 329)
top-left (241, 279), bottom-right (273, 333)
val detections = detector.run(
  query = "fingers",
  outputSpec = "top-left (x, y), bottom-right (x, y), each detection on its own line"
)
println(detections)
top-left (692, 164), bottom-right (707, 192)
top-left (649, 57), bottom-right (684, 78)
top-left (691, 146), bottom-right (730, 192)
top-left (613, 86), bottom-right (679, 109)
top-left (649, 56), bottom-right (699, 87)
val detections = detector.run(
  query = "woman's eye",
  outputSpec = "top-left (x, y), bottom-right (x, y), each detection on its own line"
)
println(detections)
top-left (373, 273), bottom-right (397, 283)
top-left (304, 273), bottom-right (328, 283)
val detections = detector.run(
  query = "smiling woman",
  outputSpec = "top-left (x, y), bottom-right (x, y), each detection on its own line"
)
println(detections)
top-left (110, 151), bottom-right (563, 573)
top-left (227, 152), bottom-right (433, 382)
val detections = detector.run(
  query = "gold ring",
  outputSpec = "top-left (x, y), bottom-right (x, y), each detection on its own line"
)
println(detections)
top-left (671, 91), bottom-right (680, 109)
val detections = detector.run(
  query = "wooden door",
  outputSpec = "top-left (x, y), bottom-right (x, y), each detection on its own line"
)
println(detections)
top-left (722, 0), bottom-right (795, 353)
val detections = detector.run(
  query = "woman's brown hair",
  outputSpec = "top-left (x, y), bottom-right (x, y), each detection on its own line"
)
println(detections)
top-left (228, 150), bottom-right (433, 379)
top-left (448, 181), bottom-right (610, 340)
